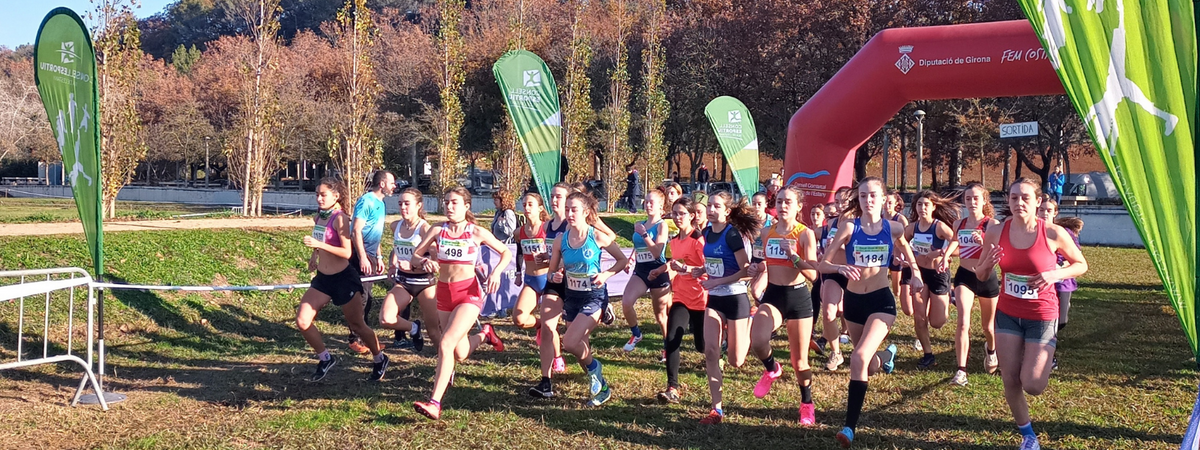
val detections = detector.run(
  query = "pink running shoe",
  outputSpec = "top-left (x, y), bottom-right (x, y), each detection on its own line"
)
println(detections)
top-left (553, 356), bottom-right (566, 373)
top-left (753, 362), bottom-right (783, 398)
top-left (798, 402), bottom-right (817, 426)
top-left (414, 400), bottom-right (442, 420)
top-left (481, 324), bottom-right (505, 352)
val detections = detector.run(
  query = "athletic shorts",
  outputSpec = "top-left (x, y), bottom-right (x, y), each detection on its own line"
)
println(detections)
top-left (544, 279), bottom-right (567, 298)
top-left (760, 283), bottom-right (814, 320)
top-left (562, 288), bottom-right (607, 323)
top-left (824, 273), bottom-right (849, 290)
top-left (843, 287), bottom-right (897, 325)
top-left (812, 275), bottom-right (823, 305)
top-left (995, 309), bottom-right (1057, 346)
top-left (393, 271), bottom-right (435, 297)
top-left (311, 265), bottom-right (365, 306)
top-left (634, 263), bottom-right (671, 290)
top-left (436, 277), bottom-right (484, 312)
top-left (901, 267), bottom-right (912, 284)
top-left (952, 266), bottom-right (1000, 298)
top-left (707, 294), bottom-right (752, 320)
top-left (918, 267), bottom-right (952, 295)
top-left (889, 259), bottom-right (902, 272)
top-left (523, 273), bottom-right (548, 295)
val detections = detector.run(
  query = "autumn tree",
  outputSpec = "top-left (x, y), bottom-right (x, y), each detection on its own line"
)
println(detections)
top-left (560, 1), bottom-right (595, 182)
top-left (599, 0), bottom-right (633, 211)
top-left (639, 0), bottom-right (669, 187)
top-left (225, 0), bottom-right (283, 216)
top-left (0, 53), bottom-right (54, 164)
top-left (94, 0), bottom-right (150, 218)
top-left (433, 0), bottom-right (467, 194)
top-left (328, 0), bottom-right (383, 205)
top-left (489, 0), bottom-right (532, 206)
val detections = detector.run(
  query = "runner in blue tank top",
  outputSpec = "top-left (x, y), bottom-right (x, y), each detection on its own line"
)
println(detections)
top-left (818, 177), bottom-right (924, 448)
top-left (547, 191), bottom-right (628, 407)
top-left (904, 190), bottom-right (960, 371)
top-left (697, 190), bottom-right (763, 424)
top-left (819, 187), bottom-right (856, 371)
top-left (621, 189), bottom-right (673, 355)
top-left (749, 191), bottom-right (775, 303)
top-left (529, 183), bottom-right (574, 397)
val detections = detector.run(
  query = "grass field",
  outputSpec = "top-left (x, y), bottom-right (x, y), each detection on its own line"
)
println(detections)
top-left (0, 220), bottom-right (1192, 449)
top-left (0, 198), bottom-right (234, 223)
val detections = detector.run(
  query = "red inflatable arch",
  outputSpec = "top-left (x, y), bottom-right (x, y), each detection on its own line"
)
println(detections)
top-left (783, 20), bottom-right (1066, 208)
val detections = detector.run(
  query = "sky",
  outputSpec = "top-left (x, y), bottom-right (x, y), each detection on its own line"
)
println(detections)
top-left (0, 0), bottom-right (175, 50)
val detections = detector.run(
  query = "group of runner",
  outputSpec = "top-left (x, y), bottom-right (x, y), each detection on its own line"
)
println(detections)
top-left (293, 171), bottom-right (1087, 450)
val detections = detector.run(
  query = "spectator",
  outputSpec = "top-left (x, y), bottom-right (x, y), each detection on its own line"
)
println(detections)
top-left (348, 169), bottom-right (396, 354)
top-left (491, 192), bottom-right (518, 244)
top-left (696, 163), bottom-right (710, 192)
top-left (670, 170), bottom-right (679, 181)
top-left (481, 191), bottom-right (519, 318)
top-left (623, 163), bottom-right (642, 213)
top-left (1049, 164), bottom-right (1065, 203)
top-left (764, 176), bottom-right (782, 217)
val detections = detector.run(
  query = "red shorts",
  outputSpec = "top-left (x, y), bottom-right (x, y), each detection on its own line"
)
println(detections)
top-left (436, 277), bottom-right (484, 312)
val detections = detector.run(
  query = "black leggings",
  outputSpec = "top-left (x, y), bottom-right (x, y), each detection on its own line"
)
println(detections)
top-left (665, 303), bottom-right (706, 389)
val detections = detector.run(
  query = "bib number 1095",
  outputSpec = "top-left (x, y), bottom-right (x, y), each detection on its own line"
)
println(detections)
top-left (1004, 273), bottom-right (1039, 299)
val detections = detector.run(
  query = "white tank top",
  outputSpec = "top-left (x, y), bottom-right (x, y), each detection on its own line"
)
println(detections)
top-left (393, 219), bottom-right (427, 263)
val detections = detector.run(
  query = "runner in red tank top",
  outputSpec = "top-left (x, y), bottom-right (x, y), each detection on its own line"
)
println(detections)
top-left (974, 178), bottom-right (1087, 450)
top-left (949, 182), bottom-right (1003, 384)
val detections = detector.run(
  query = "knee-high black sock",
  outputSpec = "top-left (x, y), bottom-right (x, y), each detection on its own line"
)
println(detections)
top-left (845, 380), bottom-right (869, 430)
top-left (798, 369), bottom-right (813, 403)
top-left (762, 355), bottom-right (777, 372)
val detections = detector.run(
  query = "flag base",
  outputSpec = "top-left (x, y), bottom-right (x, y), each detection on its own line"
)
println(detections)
top-left (78, 392), bottom-right (126, 406)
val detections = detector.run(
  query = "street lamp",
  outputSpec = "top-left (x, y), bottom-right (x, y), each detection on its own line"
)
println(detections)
top-left (204, 136), bottom-right (212, 188)
top-left (914, 110), bottom-right (926, 191)
top-left (881, 124), bottom-right (892, 188)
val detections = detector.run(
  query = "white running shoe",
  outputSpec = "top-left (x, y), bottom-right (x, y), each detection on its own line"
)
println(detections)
top-left (839, 334), bottom-right (851, 345)
top-left (913, 339), bottom-right (923, 353)
top-left (824, 352), bottom-right (844, 371)
top-left (622, 335), bottom-right (643, 352)
top-left (1019, 435), bottom-right (1040, 450)
top-left (950, 369), bottom-right (969, 386)
top-left (985, 351), bottom-right (999, 374)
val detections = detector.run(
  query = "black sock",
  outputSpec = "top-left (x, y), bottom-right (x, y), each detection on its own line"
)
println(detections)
top-left (541, 376), bottom-right (551, 384)
top-left (1058, 322), bottom-right (1066, 332)
top-left (924, 352), bottom-right (933, 358)
top-left (801, 383), bottom-right (813, 403)
top-left (845, 380), bottom-right (868, 430)
top-left (763, 355), bottom-right (777, 372)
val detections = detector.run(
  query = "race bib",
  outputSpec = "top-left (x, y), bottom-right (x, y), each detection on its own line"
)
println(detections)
top-left (752, 240), bottom-right (766, 260)
top-left (1004, 273), bottom-right (1040, 299)
top-left (911, 234), bottom-right (934, 255)
top-left (636, 251), bottom-right (656, 263)
top-left (823, 227), bottom-right (837, 248)
top-left (521, 238), bottom-right (546, 255)
top-left (957, 229), bottom-right (981, 248)
top-left (853, 245), bottom-right (889, 267)
top-left (438, 238), bottom-right (473, 262)
top-left (766, 238), bottom-right (794, 260)
top-left (705, 257), bottom-right (725, 278)
top-left (566, 270), bottom-right (593, 291)
top-left (312, 225), bottom-right (327, 242)
top-left (393, 240), bottom-right (416, 259)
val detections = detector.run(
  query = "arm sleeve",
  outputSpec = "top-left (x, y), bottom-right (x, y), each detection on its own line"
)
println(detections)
top-left (725, 229), bottom-right (746, 252)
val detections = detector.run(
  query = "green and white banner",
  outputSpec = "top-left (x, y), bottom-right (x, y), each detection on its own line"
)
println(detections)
top-left (704, 96), bottom-right (759, 197)
top-left (493, 50), bottom-right (562, 200)
top-left (34, 7), bottom-right (103, 277)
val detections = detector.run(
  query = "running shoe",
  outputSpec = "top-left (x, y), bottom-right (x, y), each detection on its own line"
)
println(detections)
top-left (601, 303), bottom-right (616, 326)
top-left (699, 409), bottom-right (724, 424)
top-left (917, 353), bottom-right (936, 370)
top-left (348, 339), bottom-right (371, 354)
top-left (1051, 356), bottom-right (1058, 371)
top-left (587, 361), bottom-right (605, 396)
top-left (913, 339), bottom-right (923, 353)
top-left (623, 334), bottom-right (643, 352)
top-left (1019, 435), bottom-right (1041, 450)
top-left (481, 324), bottom-right (504, 351)
top-left (659, 349), bottom-right (668, 363)
top-left (553, 356), bottom-right (566, 373)
top-left (367, 354), bottom-right (390, 381)
top-left (391, 338), bottom-right (414, 350)
top-left (310, 356), bottom-right (337, 382)
top-left (798, 402), bottom-right (817, 426)
top-left (529, 378), bottom-right (554, 398)
top-left (881, 344), bottom-right (897, 374)
top-left (587, 384), bottom-right (612, 407)
top-left (950, 369), bottom-right (969, 386)
top-left (836, 427), bottom-right (854, 448)
top-left (816, 337), bottom-right (829, 354)
top-left (657, 386), bottom-right (681, 404)
top-left (810, 338), bottom-right (825, 356)
top-left (411, 320), bottom-right (425, 353)
top-left (825, 352), bottom-right (844, 371)
top-left (839, 334), bottom-right (851, 345)
top-left (985, 350), bottom-right (999, 374)
top-left (753, 361), bottom-right (783, 398)
top-left (413, 400), bottom-right (441, 420)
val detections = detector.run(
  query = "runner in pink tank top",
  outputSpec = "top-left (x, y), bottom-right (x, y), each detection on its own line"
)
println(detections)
top-left (974, 178), bottom-right (1087, 450)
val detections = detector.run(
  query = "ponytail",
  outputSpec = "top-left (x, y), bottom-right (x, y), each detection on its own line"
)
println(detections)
top-left (907, 189), bottom-right (960, 226)
top-left (711, 190), bottom-right (762, 239)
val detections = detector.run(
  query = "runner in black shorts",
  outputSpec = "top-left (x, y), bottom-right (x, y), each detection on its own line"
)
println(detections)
top-left (379, 188), bottom-right (436, 353)
top-left (747, 186), bottom-right (821, 425)
top-left (904, 190), bottom-right (959, 370)
top-left (819, 187), bottom-right (855, 371)
top-left (950, 182), bottom-right (1003, 383)
top-left (885, 190), bottom-right (913, 316)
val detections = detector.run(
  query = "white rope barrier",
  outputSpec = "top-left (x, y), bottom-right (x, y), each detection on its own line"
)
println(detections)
top-left (92, 275), bottom-right (388, 292)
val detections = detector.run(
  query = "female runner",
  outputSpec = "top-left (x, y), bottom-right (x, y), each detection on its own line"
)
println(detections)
top-left (297, 178), bottom-right (388, 382)
top-left (648, 196), bottom-right (708, 403)
top-left (747, 186), bottom-right (820, 425)
top-left (905, 191), bottom-right (959, 370)
top-left (885, 191), bottom-right (912, 315)
top-left (975, 178), bottom-right (1086, 450)
top-left (749, 191), bottom-right (775, 302)
top-left (547, 191), bottom-right (629, 406)
top-left (819, 177), bottom-right (923, 447)
top-left (621, 189), bottom-right (672, 353)
top-left (412, 187), bottom-right (512, 420)
top-left (820, 187), bottom-right (855, 370)
top-left (1036, 196), bottom-right (1083, 371)
top-left (950, 182), bottom-right (1002, 384)
top-left (379, 188), bottom-right (437, 353)
top-left (697, 191), bottom-right (762, 424)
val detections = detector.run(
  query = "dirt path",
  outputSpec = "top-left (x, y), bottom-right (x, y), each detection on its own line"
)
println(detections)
top-left (0, 217), bottom-right (315, 236)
